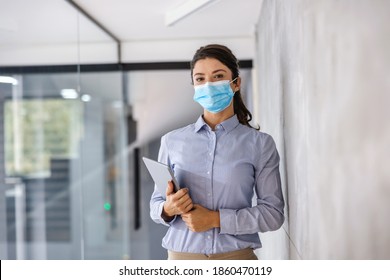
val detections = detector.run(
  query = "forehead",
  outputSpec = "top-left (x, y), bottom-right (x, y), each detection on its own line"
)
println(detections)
top-left (193, 57), bottom-right (231, 75)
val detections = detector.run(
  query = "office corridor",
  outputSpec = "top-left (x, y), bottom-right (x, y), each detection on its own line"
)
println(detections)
top-left (0, 0), bottom-right (389, 260)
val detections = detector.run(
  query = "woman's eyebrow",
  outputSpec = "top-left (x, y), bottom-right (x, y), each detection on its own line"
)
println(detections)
top-left (194, 69), bottom-right (227, 76)
top-left (212, 69), bottom-right (227, 74)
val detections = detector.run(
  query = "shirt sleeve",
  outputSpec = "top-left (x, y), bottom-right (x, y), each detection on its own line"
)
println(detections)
top-left (149, 134), bottom-right (177, 226)
top-left (219, 134), bottom-right (285, 235)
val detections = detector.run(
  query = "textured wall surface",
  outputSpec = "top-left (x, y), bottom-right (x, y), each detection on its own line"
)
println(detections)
top-left (254, 0), bottom-right (390, 259)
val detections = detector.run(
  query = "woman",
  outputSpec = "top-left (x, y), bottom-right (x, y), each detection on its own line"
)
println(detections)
top-left (150, 44), bottom-right (285, 260)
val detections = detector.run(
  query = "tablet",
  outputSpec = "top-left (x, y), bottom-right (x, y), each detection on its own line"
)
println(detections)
top-left (142, 157), bottom-right (180, 197)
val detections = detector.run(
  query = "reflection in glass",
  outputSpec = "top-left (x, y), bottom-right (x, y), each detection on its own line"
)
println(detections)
top-left (4, 99), bottom-right (82, 178)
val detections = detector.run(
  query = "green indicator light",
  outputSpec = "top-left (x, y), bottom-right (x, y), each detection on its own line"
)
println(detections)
top-left (104, 202), bottom-right (111, 211)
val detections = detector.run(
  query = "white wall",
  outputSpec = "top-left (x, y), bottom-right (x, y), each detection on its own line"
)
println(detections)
top-left (127, 70), bottom-right (202, 146)
top-left (254, 0), bottom-right (390, 259)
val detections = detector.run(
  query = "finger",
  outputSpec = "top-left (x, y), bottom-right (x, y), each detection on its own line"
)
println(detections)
top-left (178, 188), bottom-right (189, 196)
top-left (181, 214), bottom-right (187, 220)
top-left (181, 211), bottom-right (191, 218)
top-left (185, 202), bottom-right (194, 212)
top-left (177, 203), bottom-right (192, 215)
top-left (177, 193), bottom-right (192, 205)
top-left (173, 194), bottom-right (189, 208)
top-left (182, 199), bottom-right (193, 212)
top-left (173, 188), bottom-right (189, 200)
top-left (166, 180), bottom-right (174, 196)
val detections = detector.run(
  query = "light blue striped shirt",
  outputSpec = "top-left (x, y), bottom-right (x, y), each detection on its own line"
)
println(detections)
top-left (150, 114), bottom-right (285, 254)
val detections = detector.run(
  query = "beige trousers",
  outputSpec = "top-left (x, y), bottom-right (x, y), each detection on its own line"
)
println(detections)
top-left (168, 248), bottom-right (258, 260)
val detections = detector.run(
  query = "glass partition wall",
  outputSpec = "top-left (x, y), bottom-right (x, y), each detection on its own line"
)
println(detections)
top-left (0, 71), bottom-right (130, 260)
top-left (0, 1), bottom-right (130, 259)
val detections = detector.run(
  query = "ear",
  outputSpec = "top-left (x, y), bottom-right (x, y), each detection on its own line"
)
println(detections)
top-left (234, 77), bottom-right (241, 93)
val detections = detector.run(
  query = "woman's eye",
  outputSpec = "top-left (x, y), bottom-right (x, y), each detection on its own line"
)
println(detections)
top-left (195, 77), bottom-right (204, 82)
top-left (214, 74), bottom-right (224, 79)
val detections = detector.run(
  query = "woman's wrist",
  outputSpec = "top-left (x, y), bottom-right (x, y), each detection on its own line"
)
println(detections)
top-left (162, 203), bottom-right (174, 222)
top-left (212, 210), bottom-right (221, 228)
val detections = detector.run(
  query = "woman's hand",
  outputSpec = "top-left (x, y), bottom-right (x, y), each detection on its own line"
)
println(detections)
top-left (162, 181), bottom-right (193, 221)
top-left (181, 204), bottom-right (220, 232)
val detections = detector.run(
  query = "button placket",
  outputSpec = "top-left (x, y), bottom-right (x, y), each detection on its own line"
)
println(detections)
top-left (208, 132), bottom-right (217, 208)
top-left (205, 131), bottom-right (217, 254)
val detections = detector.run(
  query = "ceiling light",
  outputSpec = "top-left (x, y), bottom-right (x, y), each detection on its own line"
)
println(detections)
top-left (0, 76), bottom-right (18, 85)
top-left (165, 0), bottom-right (216, 27)
top-left (81, 94), bottom-right (91, 102)
top-left (61, 89), bottom-right (78, 99)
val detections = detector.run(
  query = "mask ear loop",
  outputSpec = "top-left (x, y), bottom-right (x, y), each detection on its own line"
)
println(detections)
top-left (230, 77), bottom-right (238, 84)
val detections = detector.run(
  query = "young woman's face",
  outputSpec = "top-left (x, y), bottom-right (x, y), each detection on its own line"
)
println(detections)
top-left (192, 58), bottom-right (239, 92)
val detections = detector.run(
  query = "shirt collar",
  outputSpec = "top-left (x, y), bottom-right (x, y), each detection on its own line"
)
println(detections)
top-left (194, 114), bottom-right (240, 134)
top-left (194, 115), bottom-right (208, 133)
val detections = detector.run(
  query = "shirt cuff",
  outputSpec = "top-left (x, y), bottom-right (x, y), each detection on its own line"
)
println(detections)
top-left (219, 208), bottom-right (237, 235)
top-left (158, 201), bottom-right (177, 226)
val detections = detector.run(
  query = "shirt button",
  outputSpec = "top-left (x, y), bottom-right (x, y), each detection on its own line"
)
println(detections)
top-left (207, 171), bottom-right (210, 175)
top-left (208, 236), bottom-right (211, 239)
top-left (207, 193), bottom-right (211, 196)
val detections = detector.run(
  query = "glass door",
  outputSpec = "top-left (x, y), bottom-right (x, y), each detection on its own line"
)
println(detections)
top-left (0, 1), bottom-right (130, 259)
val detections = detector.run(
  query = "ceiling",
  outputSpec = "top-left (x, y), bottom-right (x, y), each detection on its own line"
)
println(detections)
top-left (0, 0), bottom-right (263, 64)
top-left (0, 0), bottom-right (261, 142)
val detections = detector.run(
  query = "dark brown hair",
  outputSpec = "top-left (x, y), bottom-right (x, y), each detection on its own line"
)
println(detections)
top-left (190, 44), bottom-right (259, 130)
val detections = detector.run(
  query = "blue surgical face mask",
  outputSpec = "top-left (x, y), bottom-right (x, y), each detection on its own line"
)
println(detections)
top-left (193, 78), bottom-right (238, 114)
